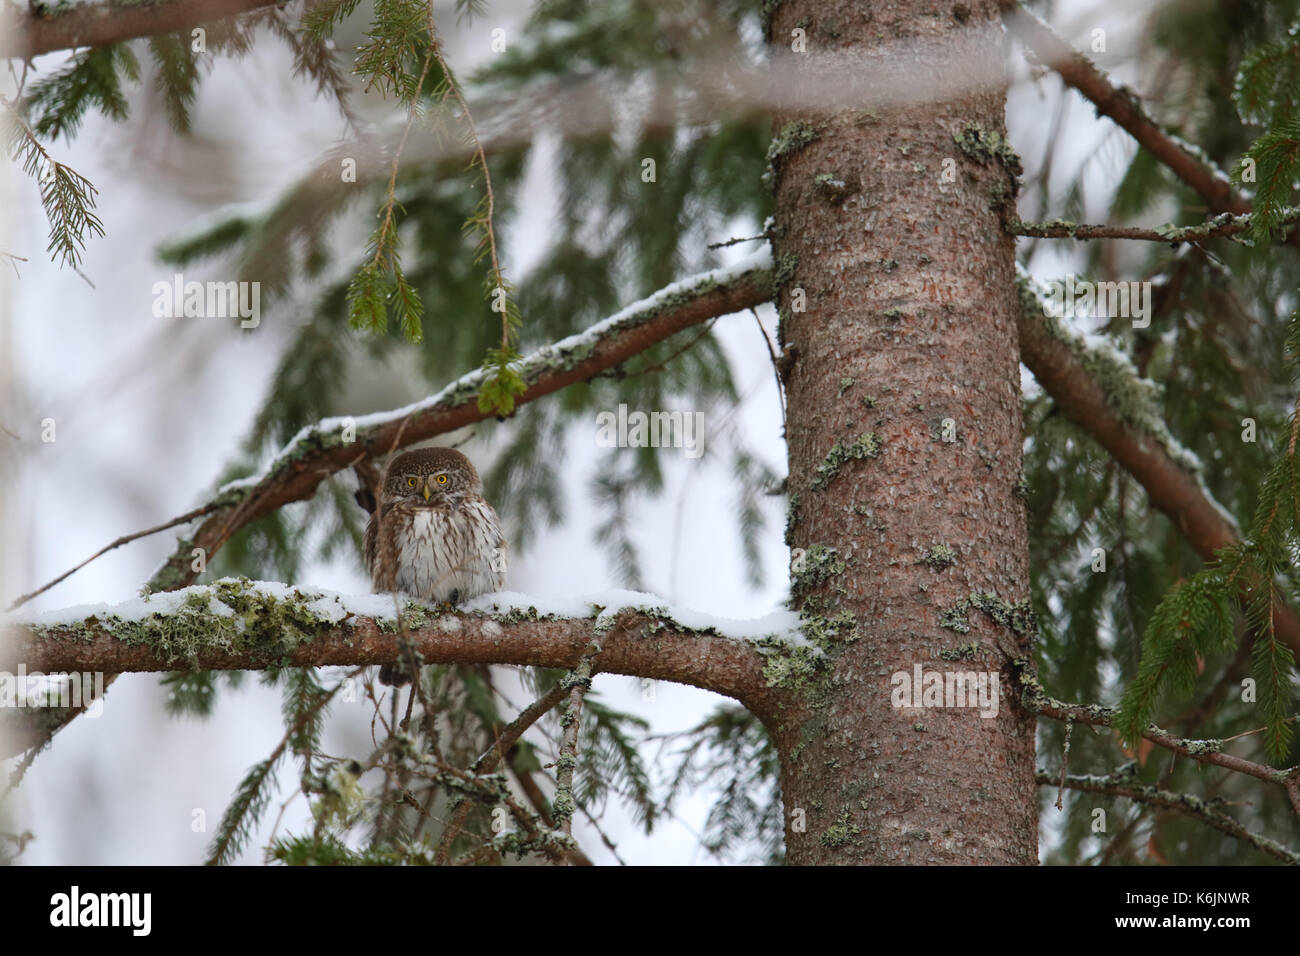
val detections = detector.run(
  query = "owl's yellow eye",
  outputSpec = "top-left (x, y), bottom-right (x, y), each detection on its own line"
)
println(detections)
top-left (406, 477), bottom-right (417, 488)
top-left (436, 474), bottom-right (449, 484)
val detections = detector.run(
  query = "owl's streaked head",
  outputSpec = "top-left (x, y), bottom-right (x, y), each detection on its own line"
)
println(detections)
top-left (380, 447), bottom-right (482, 505)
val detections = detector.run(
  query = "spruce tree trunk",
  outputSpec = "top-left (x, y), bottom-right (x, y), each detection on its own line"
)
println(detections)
top-left (767, 0), bottom-right (1038, 864)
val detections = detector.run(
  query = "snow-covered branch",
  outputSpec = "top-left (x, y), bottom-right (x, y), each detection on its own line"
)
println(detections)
top-left (1014, 269), bottom-right (1300, 659)
top-left (4, 255), bottom-right (774, 760)
top-left (146, 252), bottom-right (773, 594)
top-left (1000, 4), bottom-right (1245, 218)
top-left (4, 579), bottom-right (801, 723)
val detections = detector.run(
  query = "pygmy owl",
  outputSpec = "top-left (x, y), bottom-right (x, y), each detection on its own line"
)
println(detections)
top-left (364, 447), bottom-right (506, 684)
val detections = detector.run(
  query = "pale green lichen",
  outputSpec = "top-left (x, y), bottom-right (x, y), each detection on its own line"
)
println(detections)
top-left (954, 122), bottom-right (1024, 179)
top-left (765, 122), bottom-right (820, 186)
top-left (31, 579), bottom-right (342, 670)
top-left (918, 544), bottom-right (957, 570)
top-left (819, 810), bottom-right (861, 849)
top-left (940, 592), bottom-right (1037, 638)
top-left (792, 544), bottom-right (846, 592)
top-left (811, 433), bottom-right (881, 491)
top-left (773, 252), bottom-right (799, 288)
top-left (800, 608), bottom-right (857, 646)
top-left (756, 637), bottom-right (825, 691)
top-left (813, 172), bottom-right (856, 205)
top-left (784, 492), bottom-right (801, 546)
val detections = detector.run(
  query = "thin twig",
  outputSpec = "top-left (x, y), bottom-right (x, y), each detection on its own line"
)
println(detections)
top-left (1018, 664), bottom-right (1300, 821)
top-left (433, 681), bottom-right (569, 865)
top-left (749, 307), bottom-right (786, 430)
top-left (1000, 4), bottom-right (1247, 219)
top-left (204, 667), bottom-right (358, 866)
top-left (1054, 717), bottom-right (1073, 811)
top-left (424, 8), bottom-right (509, 351)
top-left (1009, 209), bottom-right (1300, 244)
top-left (5, 500), bottom-right (226, 611)
top-left (553, 640), bottom-right (600, 849)
top-left (371, 47), bottom-right (434, 272)
top-left (1036, 769), bottom-right (1300, 864)
top-left (707, 233), bottom-right (769, 250)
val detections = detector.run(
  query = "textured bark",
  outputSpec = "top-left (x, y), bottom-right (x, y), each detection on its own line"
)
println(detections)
top-left (768, 0), bottom-right (1037, 864)
top-left (9, 610), bottom-right (773, 706)
top-left (0, 0), bottom-right (282, 59)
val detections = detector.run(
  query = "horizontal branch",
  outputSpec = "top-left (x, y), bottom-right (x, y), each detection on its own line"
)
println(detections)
top-left (4, 580), bottom-right (790, 722)
top-left (1010, 209), bottom-right (1300, 244)
top-left (0, 0), bottom-right (282, 60)
top-left (1035, 769), bottom-right (1300, 864)
top-left (21, 261), bottom-right (1295, 760)
top-left (1020, 667), bottom-right (1300, 819)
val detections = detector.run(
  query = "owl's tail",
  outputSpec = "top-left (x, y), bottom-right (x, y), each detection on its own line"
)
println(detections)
top-left (378, 641), bottom-right (421, 686)
top-left (377, 663), bottom-right (412, 686)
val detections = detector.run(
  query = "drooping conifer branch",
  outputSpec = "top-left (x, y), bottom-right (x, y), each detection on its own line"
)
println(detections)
top-left (551, 641), bottom-right (599, 842)
top-left (1013, 271), bottom-right (1300, 661)
top-left (4, 580), bottom-right (788, 722)
top-left (1000, 5), bottom-right (1247, 217)
top-left (433, 681), bottom-right (571, 865)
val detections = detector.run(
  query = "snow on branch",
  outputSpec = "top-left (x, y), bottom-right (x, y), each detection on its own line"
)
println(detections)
top-left (145, 251), bottom-right (773, 593)
top-left (1000, 4), bottom-right (1245, 218)
top-left (1, 254), bottom-right (775, 759)
top-left (5, 579), bottom-right (801, 716)
top-left (1014, 268), bottom-right (1300, 659)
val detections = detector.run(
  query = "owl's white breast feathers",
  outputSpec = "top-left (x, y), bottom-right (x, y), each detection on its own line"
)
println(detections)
top-left (384, 500), bottom-right (506, 604)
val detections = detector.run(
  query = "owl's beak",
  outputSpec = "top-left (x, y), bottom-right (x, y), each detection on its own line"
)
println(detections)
top-left (422, 484), bottom-right (432, 501)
